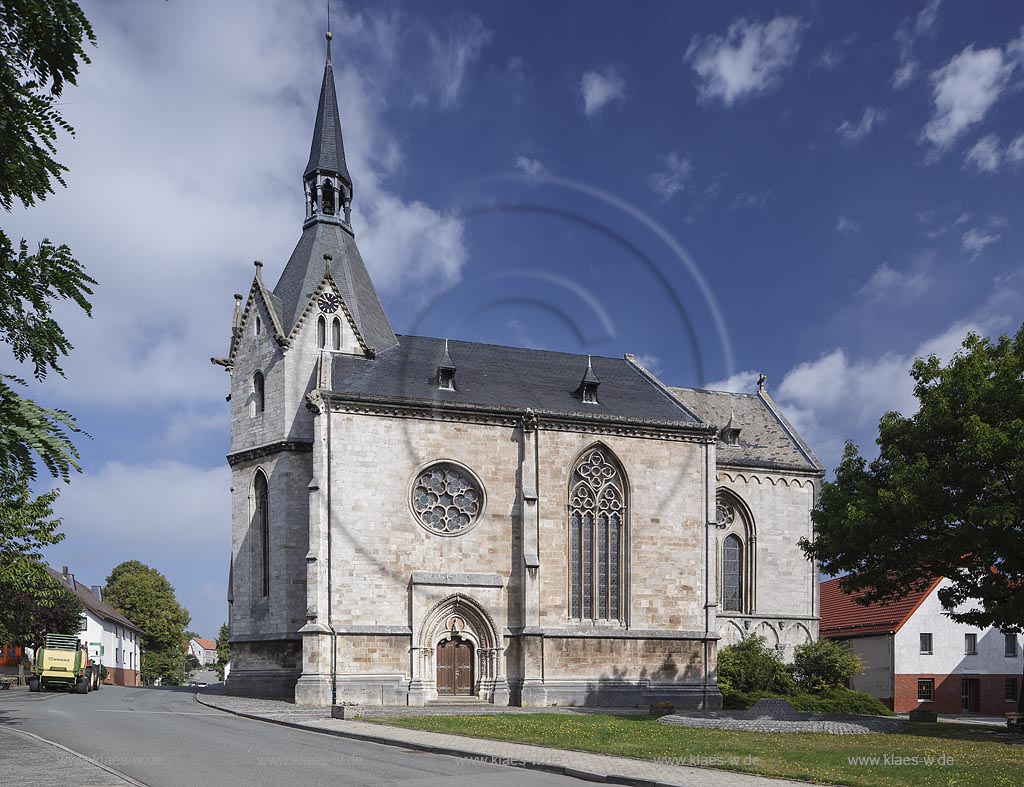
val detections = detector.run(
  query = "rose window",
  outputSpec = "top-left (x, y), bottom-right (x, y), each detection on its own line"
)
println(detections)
top-left (412, 464), bottom-right (482, 535)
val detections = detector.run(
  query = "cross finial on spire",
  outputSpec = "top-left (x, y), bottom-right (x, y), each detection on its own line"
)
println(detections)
top-left (326, 0), bottom-right (332, 63)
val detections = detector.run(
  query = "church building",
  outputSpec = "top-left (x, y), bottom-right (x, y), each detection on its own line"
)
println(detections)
top-left (214, 35), bottom-right (824, 707)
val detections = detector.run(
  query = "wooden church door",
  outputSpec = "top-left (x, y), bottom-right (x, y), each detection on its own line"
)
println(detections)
top-left (436, 639), bottom-right (473, 696)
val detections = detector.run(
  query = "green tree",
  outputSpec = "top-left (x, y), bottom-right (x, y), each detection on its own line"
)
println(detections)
top-left (103, 561), bottom-right (190, 686)
top-left (791, 638), bottom-right (863, 693)
top-left (214, 622), bottom-right (230, 681)
top-left (717, 635), bottom-right (794, 695)
top-left (801, 325), bottom-right (1024, 633)
top-left (0, 0), bottom-right (97, 610)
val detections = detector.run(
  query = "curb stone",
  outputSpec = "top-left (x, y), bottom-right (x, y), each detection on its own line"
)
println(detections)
top-left (0, 725), bottom-right (146, 786)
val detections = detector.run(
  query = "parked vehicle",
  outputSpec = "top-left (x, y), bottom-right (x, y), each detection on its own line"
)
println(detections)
top-left (28, 634), bottom-right (98, 694)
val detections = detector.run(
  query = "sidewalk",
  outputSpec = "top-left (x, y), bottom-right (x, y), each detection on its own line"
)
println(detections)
top-left (196, 693), bottom-right (806, 787)
top-left (0, 726), bottom-right (141, 787)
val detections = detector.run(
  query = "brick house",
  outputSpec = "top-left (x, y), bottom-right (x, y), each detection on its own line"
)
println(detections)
top-left (214, 32), bottom-right (824, 708)
top-left (820, 576), bottom-right (1022, 715)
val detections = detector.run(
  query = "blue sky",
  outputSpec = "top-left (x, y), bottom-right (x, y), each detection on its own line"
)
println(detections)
top-left (6, 0), bottom-right (1024, 637)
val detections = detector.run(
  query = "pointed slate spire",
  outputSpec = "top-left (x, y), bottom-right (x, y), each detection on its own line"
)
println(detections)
top-left (437, 339), bottom-right (457, 390)
top-left (577, 356), bottom-right (600, 404)
top-left (304, 31), bottom-right (352, 221)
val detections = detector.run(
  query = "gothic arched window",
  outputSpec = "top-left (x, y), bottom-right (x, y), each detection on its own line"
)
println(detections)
top-left (716, 489), bottom-right (756, 614)
top-left (569, 447), bottom-right (626, 621)
top-left (722, 534), bottom-right (743, 612)
top-left (321, 179), bottom-right (335, 215)
top-left (251, 370), bottom-right (265, 416)
top-left (253, 470), bottom-right (269, 598)
top-left (316, 315), bottom-right (326, 348)
top-left (331, 317), bottom-right (341, 350)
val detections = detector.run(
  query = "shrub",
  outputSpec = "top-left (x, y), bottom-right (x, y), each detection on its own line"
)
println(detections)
top-left (717, 635), bottom-right (795, 695)
top-left (792, 638), bottom-right (863, 692)
top-left (789, 687), bottom-right (893, 716)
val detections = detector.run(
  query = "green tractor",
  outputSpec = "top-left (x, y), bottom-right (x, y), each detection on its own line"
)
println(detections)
top-left (28, 634), bottom-right (99, 694)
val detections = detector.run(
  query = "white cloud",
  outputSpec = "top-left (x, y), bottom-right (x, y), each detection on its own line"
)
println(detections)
top-left (963, 133), bottom-right (1003, 173)
top-left (647, 152), bottom-right (692, 201)
top-left (836, 106), bottom-right (886, 146)
top-left (426, 15), bottom-right (493, 109)
top-left (1007, 134), bottom-right (1024, 165)
top-left (893, 0), bottom-right (943, 88)
top-left (579, 67), bottom-right (626, 116)
top-left (632, 353), bottom-right (664, 376)
top-left (731, 190), bottom-right (771, 211)
top-left (514, 156), bottom-right (550, 181)
top-left (856, 262), bottom-right (931, 301)
top-left (705, 370), bottom-right (760, 394)
top-left (921, 41), bottom-right (1018, 153)
top-left (686, 17), bottom-right (805, 106)
top-left (961, 227), bottom-right (1003, 257)
top-left (836, 216), bottom-right (861, 234)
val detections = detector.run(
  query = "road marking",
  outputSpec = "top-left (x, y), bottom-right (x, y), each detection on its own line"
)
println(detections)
top-left (94, 709), bottom-right (218, 714)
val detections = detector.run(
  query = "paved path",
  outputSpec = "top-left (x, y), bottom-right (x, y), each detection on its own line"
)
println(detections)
top-left (199, 693), bottom-right (807, 787)
top-left (0, 724), bottom-right (139, 786)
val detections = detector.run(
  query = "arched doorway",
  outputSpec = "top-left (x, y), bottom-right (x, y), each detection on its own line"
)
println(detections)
top-left (436, 637), bottom-right (474, 696)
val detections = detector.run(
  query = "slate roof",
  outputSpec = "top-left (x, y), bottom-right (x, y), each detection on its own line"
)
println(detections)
top-left (330, 336), bottom-right (709, 428)
top-left (669, 387), bottom-right (823, 474)
top-left (46, 567), bottom-right (144, 634)
top-left (820, 576), bottom-right (942, 638)
top-left (272, 220), bottom-right (398, 351)
top-left (304, 41), bottom-right (351, 187)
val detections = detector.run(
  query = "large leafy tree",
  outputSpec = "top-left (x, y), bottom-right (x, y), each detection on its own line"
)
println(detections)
top-left (0, 1), bottom-right (97, 604)
top-left (103, 561), bottom-right (191, 685)
top-left (801, 325), bottom-right (1024, 632)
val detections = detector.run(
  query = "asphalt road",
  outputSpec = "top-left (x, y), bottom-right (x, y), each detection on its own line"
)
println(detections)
top-left (0, 686), bottom-right (585, 786)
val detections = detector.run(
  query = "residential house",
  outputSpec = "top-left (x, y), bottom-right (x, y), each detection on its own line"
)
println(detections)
top-left (189, 637), bottom-right (218, 667)
top-left (820, 576), bottom-right (1022, 715)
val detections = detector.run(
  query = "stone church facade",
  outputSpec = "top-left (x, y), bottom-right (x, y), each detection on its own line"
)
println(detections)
top-left (214, 37), bottom-right (824, 708)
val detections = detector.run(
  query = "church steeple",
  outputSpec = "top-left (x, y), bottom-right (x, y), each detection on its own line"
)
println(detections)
top-left (304, 31), bottom-right (353, 225)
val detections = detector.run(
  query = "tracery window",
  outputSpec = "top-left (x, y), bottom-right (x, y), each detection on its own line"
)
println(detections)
top-left (569, 447), bottom-right (625, 621)
top-left (253, 470), bottom-right (269, 598)
top-left (716, 489), bottom-right (755, 614)
top-left (412, 463), bottom-right (483, 536)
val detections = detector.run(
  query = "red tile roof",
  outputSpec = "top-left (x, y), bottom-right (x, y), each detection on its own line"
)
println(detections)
top-left (819, 576), bottom-right (942, 638)
top-left (193, 637), bottom-right (217, 651)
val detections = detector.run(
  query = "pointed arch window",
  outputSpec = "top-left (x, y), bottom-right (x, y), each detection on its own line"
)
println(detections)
top-left (254, 315), bottom-right (262, 336)
top-left (251, 370), bottom-right (265, 416)
top-left (253, 471), bottom-right (269, 598)
top-left (716, 489), bottom-right (756, 614)
top-left (316, 315), bottom-right (326, 348)
top-left (569, 447), bottom-right (626, 621)
top-left (331, 317), bottom-right (341, 350)
top-left (722, 534), bottom-right (742, 612)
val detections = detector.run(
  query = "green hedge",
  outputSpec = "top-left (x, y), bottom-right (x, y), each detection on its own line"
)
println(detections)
top-left (721, 687), bottom-right (893, 716)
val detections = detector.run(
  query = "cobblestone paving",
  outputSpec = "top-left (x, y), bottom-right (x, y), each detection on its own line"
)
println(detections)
top-left (659, 698), bottom-right (903, 735)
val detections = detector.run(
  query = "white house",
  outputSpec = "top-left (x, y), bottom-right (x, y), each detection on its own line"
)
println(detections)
top-left (821, 576), bottom-right (1022, 714)
top-left (189, 637), bottom-right (218, 667)
top-left (52, 566), bottom-right (144, 686)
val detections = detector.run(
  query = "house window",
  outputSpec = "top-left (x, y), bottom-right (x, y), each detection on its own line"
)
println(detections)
top-left (920, 633), bottom-right (933, 654)
top-left (331, 317), bottom-right (341, 351)
top-left (316, 315), bottom-right (326, 348)
top-left (251, 371), bottom-right (265, 416)
top-left (253, 470), bottom-right (269, 597)
top-left (965, 633), bottom-right (977, 655)
top-left (917, 678), bottom-right (934, 702)
top-left (569, 447), bottom-right (626, 622)
top-left (1005, 633), bottom-right (1018, 657)
top-left (1007, 678), bottom-right (1019, 703)
top-left (722, 534), bottom-right (743, 612)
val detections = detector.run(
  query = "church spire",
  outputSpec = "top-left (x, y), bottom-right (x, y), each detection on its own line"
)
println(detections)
top-left (304, 30), bottom-right (353, 224)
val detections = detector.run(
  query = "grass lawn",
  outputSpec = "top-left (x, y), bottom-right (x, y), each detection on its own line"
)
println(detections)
top-left (370, 713), bottom-right (1023, 787)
